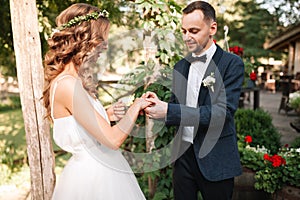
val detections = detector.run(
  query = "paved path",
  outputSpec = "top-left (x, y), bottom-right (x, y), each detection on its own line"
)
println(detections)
top-left (244, 90), bottom-right (299, 145)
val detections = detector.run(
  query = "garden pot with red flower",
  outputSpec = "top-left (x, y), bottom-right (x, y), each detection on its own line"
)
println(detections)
top-left (288, 91), bottom-right (300, 132)
top-left (234, 135), bottom-right (271, 199)
top-left (238, 135), bottom-right (300, 198)
top-left (235, 109), bottom-right (300, 198)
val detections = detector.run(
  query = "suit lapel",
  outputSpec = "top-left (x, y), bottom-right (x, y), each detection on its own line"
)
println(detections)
top-left (198, 45), bottom-right (223, 105)
top-left (175, 60), bottom-right (190, 104)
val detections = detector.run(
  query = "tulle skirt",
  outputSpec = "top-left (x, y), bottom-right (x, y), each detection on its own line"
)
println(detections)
top-left (52, 151), bottom-right (146, 200)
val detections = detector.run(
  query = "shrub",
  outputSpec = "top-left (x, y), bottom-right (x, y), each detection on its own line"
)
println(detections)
top-left (290, 137), bottom-right (300, 148)
top-left (234, 108), bottom-right (281, 153)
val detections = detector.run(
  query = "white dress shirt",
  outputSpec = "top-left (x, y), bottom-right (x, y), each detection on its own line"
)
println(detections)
top-left (182, 43), bottom-right (217, 143)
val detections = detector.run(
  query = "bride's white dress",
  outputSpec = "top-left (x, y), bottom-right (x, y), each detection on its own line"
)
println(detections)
top-left (51, 76), bottom-right (146, 200)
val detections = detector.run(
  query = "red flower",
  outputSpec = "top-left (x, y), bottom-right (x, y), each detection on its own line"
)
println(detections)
top-left (264, 154), bottom-right (286, 167)
top-left (213, 39), bottom-right (217, 43)
top-left (244, 135), bottom-right (252, 143)
top-left (250, 71), bottom-right (257, 81)
top-left (229, 46), bottom-right (244, 56)
top-left (264, 154), bottom-right (270, 161)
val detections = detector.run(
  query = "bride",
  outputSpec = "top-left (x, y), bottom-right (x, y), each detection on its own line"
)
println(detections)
top-left (42, 3), bottom-right (149, 199)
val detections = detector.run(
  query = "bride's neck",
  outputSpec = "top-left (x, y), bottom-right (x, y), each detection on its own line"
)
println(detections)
top-left (61, 63), bottom-right (79, 78)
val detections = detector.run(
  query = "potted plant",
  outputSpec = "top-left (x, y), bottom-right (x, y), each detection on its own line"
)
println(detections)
top-left (235, 108), bottom-right (300, 199)
top-left (289, 91), bottom-right (300, 113)
top-left (238, 135), bottom-right (300, 199)
top-left (288, 91), bottom-right (300, 132)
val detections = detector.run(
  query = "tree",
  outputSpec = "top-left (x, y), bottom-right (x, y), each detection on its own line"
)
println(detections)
top-left (0, 0), bottom-right (15, 77)
top-left (10, 0), bottom-right (55, 199)
top-left (260, 0), bottom-right (300, 27)
top-left (219, 0), bottom-right (280, 58)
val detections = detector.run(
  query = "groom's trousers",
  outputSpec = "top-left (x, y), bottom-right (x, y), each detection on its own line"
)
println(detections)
top-left (173, 144), bottom-right (234, 200)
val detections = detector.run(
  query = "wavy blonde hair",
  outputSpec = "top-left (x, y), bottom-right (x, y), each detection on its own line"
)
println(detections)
top-left (43, 3), bottom-right (110, 121)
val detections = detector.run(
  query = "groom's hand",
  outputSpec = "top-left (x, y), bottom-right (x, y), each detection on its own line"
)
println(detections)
top-left (142, 92), bottom-right (168, 119)
top-left (142, 91), bottom-right (158, 99)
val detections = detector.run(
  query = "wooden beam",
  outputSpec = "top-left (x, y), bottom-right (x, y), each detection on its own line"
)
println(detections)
top-left (266, 25), bottom-right (300, 50)
top-left (9, 0), bottom-right (55, 199)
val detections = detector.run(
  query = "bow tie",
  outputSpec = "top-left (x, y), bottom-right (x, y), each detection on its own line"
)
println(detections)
top-left (186, 54), bottom-right (207, 63)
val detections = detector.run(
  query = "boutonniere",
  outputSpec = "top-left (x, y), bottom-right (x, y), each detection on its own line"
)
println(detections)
top-left (202, 72), bottom-right (215, 92)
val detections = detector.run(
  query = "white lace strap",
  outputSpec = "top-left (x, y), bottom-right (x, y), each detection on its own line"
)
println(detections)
top-left (50, 75), bottom-right (76, 119)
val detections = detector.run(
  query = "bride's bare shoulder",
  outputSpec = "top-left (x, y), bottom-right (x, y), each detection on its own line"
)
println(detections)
top-left (52, 75), bottom-right (79, 103)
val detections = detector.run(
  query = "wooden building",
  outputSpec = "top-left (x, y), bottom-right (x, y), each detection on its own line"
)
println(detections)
top-left (266, 23), bottom-right (300, 74)
top-left (266, 23), bottom-right (300, 113)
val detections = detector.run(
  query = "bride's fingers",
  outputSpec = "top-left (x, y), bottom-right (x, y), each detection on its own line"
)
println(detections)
top-left (114, 111), bottom-right (126, 116)
top-left (114, 101), bottom-right (125, 108)
top-left (114, 101), bottom-right (127, 110)
top-left (135, 98), bottom-right (152, 110)
top-left (114, 106), bottom-right (126, 111)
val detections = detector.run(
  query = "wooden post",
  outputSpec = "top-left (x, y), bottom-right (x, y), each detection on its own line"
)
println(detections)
top-left (10, 0), bottom-right (55, 199)
top-left (143, 33), bottom-right (159, 199)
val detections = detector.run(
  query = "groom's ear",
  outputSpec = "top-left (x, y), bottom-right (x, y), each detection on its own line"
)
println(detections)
top-left (209, 21), bottom-right (217, 36)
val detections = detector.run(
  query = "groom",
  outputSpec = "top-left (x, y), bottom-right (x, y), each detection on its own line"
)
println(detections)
top-left (144, 1), bottom-right (243, 199)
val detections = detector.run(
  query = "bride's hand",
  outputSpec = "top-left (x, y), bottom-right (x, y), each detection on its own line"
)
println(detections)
top-left (107, 101), bottom-right (126, 121)
top-left (132, 97), bottom-right (152, 111)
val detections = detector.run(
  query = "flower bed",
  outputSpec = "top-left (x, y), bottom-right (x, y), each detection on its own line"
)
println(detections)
top-left (239, 135), bottom-right (300, 194)
top-left (236, 108), bottom-right (300, 196)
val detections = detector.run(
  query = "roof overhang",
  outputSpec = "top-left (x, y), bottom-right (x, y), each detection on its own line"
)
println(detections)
top-left (266, 24), bottom-right (300, 51)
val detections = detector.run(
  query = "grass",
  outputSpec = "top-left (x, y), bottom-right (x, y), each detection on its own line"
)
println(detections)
top-left (0, 109), bottom-right (26, 166)
top-left (0, 109), bottom-right (70, 164)
top-left (0, 109), bottom-right (25, 144)
top-left (0, 108), bottom-right (70, 190)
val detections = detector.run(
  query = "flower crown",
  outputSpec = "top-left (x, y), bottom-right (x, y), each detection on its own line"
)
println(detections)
top-left (55, 10), bottom-right (109, 32)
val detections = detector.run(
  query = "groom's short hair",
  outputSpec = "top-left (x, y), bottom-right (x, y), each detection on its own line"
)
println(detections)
top-left (182, 1), bottom-right (216, 22)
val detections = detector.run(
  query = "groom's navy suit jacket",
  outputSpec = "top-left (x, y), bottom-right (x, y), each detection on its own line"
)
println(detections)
top-left (166, 45), bottom-right (243, 181)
